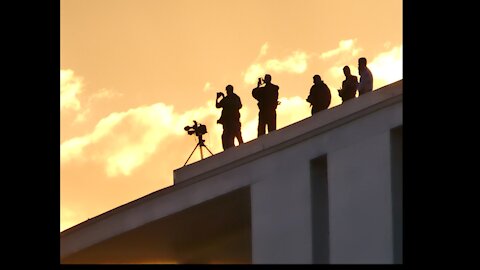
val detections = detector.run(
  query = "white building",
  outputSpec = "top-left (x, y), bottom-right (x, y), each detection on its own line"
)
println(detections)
top-left (60, 80), bottom-right (403, 264)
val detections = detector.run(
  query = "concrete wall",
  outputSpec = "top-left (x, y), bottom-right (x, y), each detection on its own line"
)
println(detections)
top-left (248, 101), bottom-right (402, 263)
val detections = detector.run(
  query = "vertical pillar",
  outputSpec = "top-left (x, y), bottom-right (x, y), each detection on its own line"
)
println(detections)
top-left (250, 160), bottom-right (312, 264)
top-left (328, 132), bottom-right (394, 263)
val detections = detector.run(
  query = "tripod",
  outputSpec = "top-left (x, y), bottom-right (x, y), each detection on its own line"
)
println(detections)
top-left (184, 134), bottom-right (213, 166)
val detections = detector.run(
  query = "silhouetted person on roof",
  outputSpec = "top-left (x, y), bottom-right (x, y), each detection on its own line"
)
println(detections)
top-left (307, 74), bottom-right (331, 115)
top-left (338, 66), bottom-right (358, 102)
top-left (252, 74), bottom-right (279, 137)
top-left (216, 85), bottom-right (243, 150)
top-left (358, 57), bottom-right (373, 95)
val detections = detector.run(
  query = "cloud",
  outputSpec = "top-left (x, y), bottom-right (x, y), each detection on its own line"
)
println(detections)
top-left (61, 136), bottom-right (91, 163)
top-left (368, 45), bottom-right (403, 88)
top-left (203, 82), bottom-right (212, 92)
top-left (61, 207), bottom-right (83, 232)
top-left (88, 88), bottom-right (123, 102)
top-left (327, 65), bottom-right (346, 82)
top-left (324, 43), bottom-right (403, 90)
top-left (74, 109), bottom-right (91, 123)
top-left (61, 101), bottom-right (221, 177)
top-left (74, 89), bottom-right (124, 123)
top-left (61, 69), bottom-right (123, 123)
top-left (266, 51), bottom-right (308, 74)
top-left (276, 96), bottom-right (312, 127)
top-left (244, 39), bottom-right (366, 87)
top-left (243, 44), bottom-right (309, 84)
top-left (61, 69), bottom-right (83, 111)
top-left (244, 64), bottom-right (266, 85)
top-left (259, 42), bottom-right (269, 57)
top-left (320, 39), bottom-right (361, 60)
top-left (324, 42), bottom-right (402, 90)
top-left (321, 39), bottom-right (364, 82)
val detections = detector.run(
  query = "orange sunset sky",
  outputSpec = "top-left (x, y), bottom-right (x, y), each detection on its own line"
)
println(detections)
top-left (60, 0), bottom-right (402, 231)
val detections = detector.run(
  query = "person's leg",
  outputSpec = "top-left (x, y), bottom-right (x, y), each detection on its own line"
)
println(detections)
top-left (258, 112), bottom-right (266, 137)
top-left (221, 131), bottom-right (227, 150)
top-left (221, 130), bottom-right (229, 150)
top-left (235, 123), bottom-right (244, 144)
top-left (267, 110), bottom-right (277, 132)
top-left (227, 125), bottom-right (236, 148)
top-left (223, 128), bottom-right (235, 149)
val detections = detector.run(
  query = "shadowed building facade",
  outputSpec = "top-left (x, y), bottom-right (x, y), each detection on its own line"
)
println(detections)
top-left (60, 80), bottom-right (403, 264)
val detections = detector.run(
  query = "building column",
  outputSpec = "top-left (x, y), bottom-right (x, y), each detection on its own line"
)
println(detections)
top-left (328, 131), bottom-right (394, 263)
top-left (250, 160), bottom-right (313, 264)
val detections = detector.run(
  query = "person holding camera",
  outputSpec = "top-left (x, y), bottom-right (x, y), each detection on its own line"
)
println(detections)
top-left (338, 66), bottom-right (358, 103)
top-left (252, 74), bottom-right (279, 137)
top-left (216, 84), bottom-right (243, 150)
top-left (306, 74), bottom-right (331, 115)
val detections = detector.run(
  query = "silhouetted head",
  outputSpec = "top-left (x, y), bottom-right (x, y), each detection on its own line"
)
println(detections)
top-left (358, 57), bottom-right (367, 68)
top-left (313, 74), bottom-right (321, 84)
top-left (343, 66), bottom-right (351, 76)
top-left (264, 74), bottom-right (272, 84)
top-left (226, 84), bottom-right (234, 95)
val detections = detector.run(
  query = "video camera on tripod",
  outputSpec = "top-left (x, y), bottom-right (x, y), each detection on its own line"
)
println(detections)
top-left (184, 120), bottom-right (207, 137)
top-left (183, 120), bottom-right (213, 166)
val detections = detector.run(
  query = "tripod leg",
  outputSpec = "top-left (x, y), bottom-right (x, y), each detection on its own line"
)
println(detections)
top-left (200, 146), bottom-right (204, 160)
top-left (184, 143), bottom-right (200, 166)
top-left (203, 145), bottom-right (214, 156)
